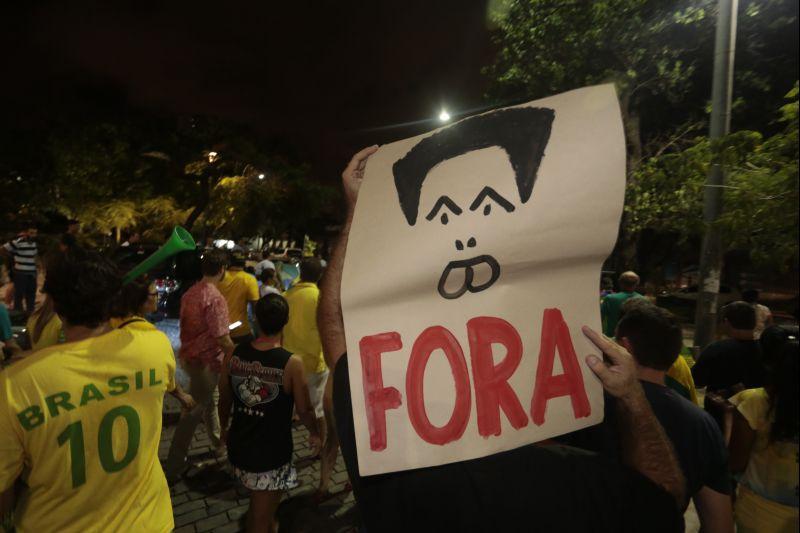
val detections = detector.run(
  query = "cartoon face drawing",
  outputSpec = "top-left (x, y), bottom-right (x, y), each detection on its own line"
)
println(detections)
top-left (392, 107), bottom-right (554, 299)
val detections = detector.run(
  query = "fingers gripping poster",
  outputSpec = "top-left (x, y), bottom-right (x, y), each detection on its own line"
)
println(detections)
top-left (341, 85), bottom-right (626, 475)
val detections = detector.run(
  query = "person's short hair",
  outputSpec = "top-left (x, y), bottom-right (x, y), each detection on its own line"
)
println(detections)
top-left (616, 304), bottom-right (683, 371)
top-left (109, 277), bottom-right (150, 318)
top-left (259, 269), bottom-right (275, 284)
top-left (254, 293), bottom-right (289, 336)
top-left (741, 288), bottom-right (760, 304)
top-left (619, 296), bottom-right (652, 317)
top-left (229, 251), bottom-right (246, 268)
top-left (722, 301), bottom-right (756, 330)
top-left (201, 249), bottom-right (228, 277)
top-left (43, 249), bottom-right (121, 328)
top-left (618, 271), bottom-right (640, 291)
top-left (299, 258), bottom-right (323, 283)
top-left (392, 107), bottom-right (555, 225)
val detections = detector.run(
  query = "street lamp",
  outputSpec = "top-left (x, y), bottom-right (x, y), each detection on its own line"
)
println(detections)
top-left (438, 109), bottom-right (451, 123)
top-left (207, 151), bottom-right (219, 163)
top-left (258, 173), bottom-right (265, 180)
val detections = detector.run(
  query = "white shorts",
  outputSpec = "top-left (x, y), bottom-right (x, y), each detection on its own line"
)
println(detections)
top-left (307, 369), bottom-right (329, 418)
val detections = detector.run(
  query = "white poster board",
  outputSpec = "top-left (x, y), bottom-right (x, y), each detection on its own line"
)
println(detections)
top-left (341, 84), bottom-right (625, 476)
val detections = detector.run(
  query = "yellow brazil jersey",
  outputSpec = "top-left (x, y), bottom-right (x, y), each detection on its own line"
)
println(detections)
top-left (218, 269), bottom-right (260, 338)
top-left (283, 281), bottom-right (326, 374)
top-left (25, 313), bottom-right (63, 352)
top-left (665, 355), bottom-right (699, 405)
top-left (0, 326), bottom-right (176, 533)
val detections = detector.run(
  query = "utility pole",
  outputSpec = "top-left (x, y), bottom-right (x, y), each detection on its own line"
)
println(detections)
top-left (693, 0), bottom-right (738, 349)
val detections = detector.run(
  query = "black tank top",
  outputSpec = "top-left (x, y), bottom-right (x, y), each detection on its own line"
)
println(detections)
top-left (227, 344), bottom-right (294, 472)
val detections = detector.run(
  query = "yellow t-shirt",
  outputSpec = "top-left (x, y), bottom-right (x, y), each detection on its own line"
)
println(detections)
top-left (108, 316), bottom-right (157, 332)
top-left (0, 327), bottom-right (176, 533)
top-left (218, 269), bottom-right (259, 338)
top-left (283, 282), bottom-right (326, 374)
top-left (665, 356), bottom-right (699, 405)
top-left (730, 387), bottom-right (799, 508)
top-left (25, 313), bottom-right (63, 352)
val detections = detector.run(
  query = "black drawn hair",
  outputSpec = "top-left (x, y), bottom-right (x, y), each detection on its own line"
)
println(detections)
top-left (392, 107), bottom-right (555, 225)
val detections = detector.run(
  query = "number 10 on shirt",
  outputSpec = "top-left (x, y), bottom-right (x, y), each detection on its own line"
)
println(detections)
top-left (57, 405), bottom-right (141, 488)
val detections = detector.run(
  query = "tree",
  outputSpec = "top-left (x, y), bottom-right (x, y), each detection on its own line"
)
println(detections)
top-left (485, 0), bottom-right (799, 274)
top-left (626, 84), bottom-right (799, 270)
top-left (485, 0), bottom-right (712, 172)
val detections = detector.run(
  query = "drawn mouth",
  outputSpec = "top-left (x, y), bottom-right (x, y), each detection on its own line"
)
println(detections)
top-left (437, 255), bottom-right (501, 299)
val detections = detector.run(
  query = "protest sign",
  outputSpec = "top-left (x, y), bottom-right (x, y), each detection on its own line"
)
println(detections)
top-left (341, 84), bottom-right (626, 476)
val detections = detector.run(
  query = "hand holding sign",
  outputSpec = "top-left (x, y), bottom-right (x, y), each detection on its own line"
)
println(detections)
top-left (343, 145), bottom-right (379, 210)
top-left (581, 325), bottom-right (643, 402)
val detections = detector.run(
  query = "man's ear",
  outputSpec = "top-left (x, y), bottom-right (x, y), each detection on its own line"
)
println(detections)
top-left (619, 336), bottom-right (635, 356)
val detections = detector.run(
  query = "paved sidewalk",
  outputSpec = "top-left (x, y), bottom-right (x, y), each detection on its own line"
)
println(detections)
top-left (159, 411), bottom-right (359, 533)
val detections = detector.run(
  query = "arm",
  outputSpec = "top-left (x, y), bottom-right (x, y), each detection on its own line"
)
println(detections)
top-left (216, 334), bottom-right (235, 359)
top-left (169, 382), bottom-right (196, 412)
top-left (286, 355), bottom-right (321, 454)
top-left (728, 409), bottom-right (756, 473)
top-left (318, 145), bottom-right (379, 370)
top-left (693, 486), bottom-right (734, 533)
top-left (583, 326), bottom-right (686, 507)
top-left (218, 352), bottom-right (234, 444)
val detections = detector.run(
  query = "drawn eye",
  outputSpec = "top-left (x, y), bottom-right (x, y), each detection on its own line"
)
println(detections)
top-left (469, 187), bottom-right (516, 215)
top-left (425, 195), bottom-right (462, 224)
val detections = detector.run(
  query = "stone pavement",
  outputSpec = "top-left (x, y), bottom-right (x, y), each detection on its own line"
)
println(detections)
top-left (159, 412), bottom-right (359, 533)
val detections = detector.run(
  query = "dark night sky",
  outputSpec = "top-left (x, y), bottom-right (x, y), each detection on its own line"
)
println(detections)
top-left (3, 0), bottom-right (495, 181)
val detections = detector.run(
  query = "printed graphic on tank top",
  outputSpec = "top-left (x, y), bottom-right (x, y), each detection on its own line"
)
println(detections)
top-left (231, 357), bottom-right (284, 409)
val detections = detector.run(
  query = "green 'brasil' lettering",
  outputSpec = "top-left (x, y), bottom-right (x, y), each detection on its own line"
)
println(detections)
top-left (135, 371), bottom-right (143, 390)
top-left (79, 383), bottom-right (106, 406)
top-left (108, 376), bottom-right (129, 395)
top-left (17, 405), bottom-right (45, 431)
top-left (148, 368), bottom-right (162, 386)
top-left (45, 392), bottom-right (75, 418)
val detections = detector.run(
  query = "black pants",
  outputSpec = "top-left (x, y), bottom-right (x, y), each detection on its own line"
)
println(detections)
top-left (13, 272), bottom-right (37, 315)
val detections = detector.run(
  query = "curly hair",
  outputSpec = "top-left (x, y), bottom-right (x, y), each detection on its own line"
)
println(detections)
top-left (768, 341), bottom-right (798, 443)
top-left (109, 276), bottom-right (150, 319)
top-left (43, 248), bottom-right (122, 328)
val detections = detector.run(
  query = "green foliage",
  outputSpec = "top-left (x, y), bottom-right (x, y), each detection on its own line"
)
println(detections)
top-left (485, 0), bottom-right (711, 105)
top-left (627, 84), bottom-right (799, 268)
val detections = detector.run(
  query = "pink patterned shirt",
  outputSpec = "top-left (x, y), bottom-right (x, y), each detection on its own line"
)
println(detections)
top-left (179, 280), bottom-right (229, 372)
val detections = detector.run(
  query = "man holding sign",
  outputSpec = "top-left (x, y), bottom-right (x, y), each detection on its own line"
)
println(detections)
top-left (318, 86), bottom-right (686, 532)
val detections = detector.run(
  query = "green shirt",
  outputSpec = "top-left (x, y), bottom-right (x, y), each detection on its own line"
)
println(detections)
top-left (600, 291), bottom-right (643, 337)
top-left (0, 304), bottom-right (12, 342)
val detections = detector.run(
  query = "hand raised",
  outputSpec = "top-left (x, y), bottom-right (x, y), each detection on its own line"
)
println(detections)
top-left (342, 145), bottom-right (379, 209)
top-left (582, 326), bottom-right (642, 402)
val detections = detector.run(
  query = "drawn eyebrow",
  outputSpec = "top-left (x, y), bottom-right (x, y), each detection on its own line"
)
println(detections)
top-left (469, 186), bottom-right (515, 212)
top-left (425, 195), bottom-right (463, 221)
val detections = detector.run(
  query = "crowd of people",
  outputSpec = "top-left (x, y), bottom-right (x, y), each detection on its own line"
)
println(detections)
top-left (0, 148), bottom-right (797, 533)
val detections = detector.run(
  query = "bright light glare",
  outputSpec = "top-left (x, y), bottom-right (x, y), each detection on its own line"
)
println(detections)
top-left (258, 173), bottom-right (265, 180)
top-left (207, 151), bottom-right (219, 163)
top-left (439, 110), bottom-right (451, 122)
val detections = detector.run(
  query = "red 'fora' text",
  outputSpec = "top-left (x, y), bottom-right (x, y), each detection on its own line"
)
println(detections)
top-left (358, 308), bottom-right (591, 451)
